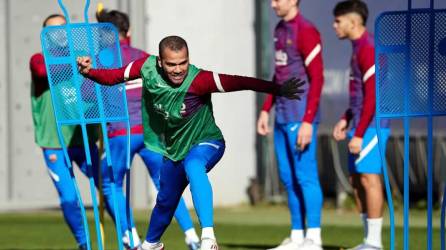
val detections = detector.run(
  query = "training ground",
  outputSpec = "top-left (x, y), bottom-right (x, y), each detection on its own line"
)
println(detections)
top-left (0, 205), bottom-right (441, 250)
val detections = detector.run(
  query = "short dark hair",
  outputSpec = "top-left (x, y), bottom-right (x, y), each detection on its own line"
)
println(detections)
top-left (333, 0), bottom-right (368, 25)
top-left (96, 9), bottom-right (130, 37)
top-left (43, 14), bottom-right (65, 27)
top-left (159, 36), bottom-right (189, 58)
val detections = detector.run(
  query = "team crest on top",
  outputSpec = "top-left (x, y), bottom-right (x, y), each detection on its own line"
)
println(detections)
top-left (275, 50), bottom-right (288, 66)
top-left (153, 103), bottom-right (170, 120)
top-left (180, 103), bottom-right (187, 116)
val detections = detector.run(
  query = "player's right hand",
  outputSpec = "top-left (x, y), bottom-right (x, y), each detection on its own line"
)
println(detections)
top-left (278, 77), bottom-right (305, 100)
top-left (333, 119), bottom-right (348, 141)
top-left (77, 56), bottom-right (92, 75)
top-left (257, 111), bottom-right (270, 136)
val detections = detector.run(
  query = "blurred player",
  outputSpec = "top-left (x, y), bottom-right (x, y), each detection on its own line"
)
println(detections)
top-left (77, 35), bottom-right (304, 250)
top-left (30, 14), bottom-right (99, 250)
top-left (257, 0), bottom-right (324, 249)
top-left (332, 1), bottom-right (390, 249)
top-left (95, 8), bottom-right (200, 250)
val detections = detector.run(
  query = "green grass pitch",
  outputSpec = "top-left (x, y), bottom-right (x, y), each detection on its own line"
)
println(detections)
top-left (0, 205), bottom-right (441, 249)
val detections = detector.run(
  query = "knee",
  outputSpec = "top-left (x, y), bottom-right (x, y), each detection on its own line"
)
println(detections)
top-left (185, 162), bottom-right (208, 183)
top-left (56, 183), bottom-right (77, 203)
top-left (360, 174), bottom-right (380, 189)
top-left (152, 178), bottom-right (161, 190)
top-left (155, 193), bottom-right (179, 210)
top-left (350, 174), bottom-right (361, 189)
top-left (278, 173), bottom-right (294, 190)
top-left (60, 197), bottom-right (79, 209)
top-left (103, 185), bottom-right (124, 199)
top-left (101, 179), bottom-right (114, 196)
top-left (101, 171), bottom-right (125, 193)
top-left (187, 172), bottom-right (210, 186)
top-left (295, 172), bottom-right (316, 186)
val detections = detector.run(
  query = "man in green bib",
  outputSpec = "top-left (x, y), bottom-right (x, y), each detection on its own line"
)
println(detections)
top-left (78, 35), bottom-right (304, 250)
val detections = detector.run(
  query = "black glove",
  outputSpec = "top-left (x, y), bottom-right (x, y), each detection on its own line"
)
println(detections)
top-left (277, 77), bottom-right (305, 100)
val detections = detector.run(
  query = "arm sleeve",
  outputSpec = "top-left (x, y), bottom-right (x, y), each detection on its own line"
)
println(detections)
top-left (261, 75), bottom-right (276, 112)
top-left (354, 45), bottom-right (376, 138)
top-left (85, 56), bottom-right (147, 85)
top-left (261, 94), bottom-right (275, 112)
top-left (189, 70), bottom-right (282, 95)
top-left (29, 53), bottom-right (47, 79)
top-left (298, 26), bottom-right (324, 123)
top-left (342, 108), bottom-right (353, 123)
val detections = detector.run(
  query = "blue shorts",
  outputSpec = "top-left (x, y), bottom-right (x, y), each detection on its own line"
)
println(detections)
top-left (348, 128), bottom-right (390, 174)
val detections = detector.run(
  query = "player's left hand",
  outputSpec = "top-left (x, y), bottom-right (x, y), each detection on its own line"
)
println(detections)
top-left (296, 122), bottom-right (313, 151)
top-left (278, 77), bottom-right (305, 100)
top-left (348, 136), bottom-right (363, 154)
top-left (257, 111), bottom-right (271, 136)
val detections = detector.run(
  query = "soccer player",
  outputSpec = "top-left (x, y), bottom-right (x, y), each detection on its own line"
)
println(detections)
top-left (30, 14), bottom-right (100, 250)
top-left (95, 8), bottom-right (200, 250)
top-left (332, 1), bottom-right (390, 249)
top-left (77, 35), bottom-right (304, 250)
top-left (256, 0), bottom-right (324, 249)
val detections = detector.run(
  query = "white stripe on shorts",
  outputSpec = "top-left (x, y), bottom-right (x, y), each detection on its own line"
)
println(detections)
top-left (355, 135), bottom-right (378, 165)
top-left (198, 142), bottom-right (220, 149)
top-left (47, 169), bottom-right (60, 182)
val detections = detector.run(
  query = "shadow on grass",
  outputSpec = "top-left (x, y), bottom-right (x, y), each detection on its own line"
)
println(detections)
top-left (221, 242), bottom-right (346, 249)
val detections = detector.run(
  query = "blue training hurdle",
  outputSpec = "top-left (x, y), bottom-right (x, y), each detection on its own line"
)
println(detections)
top-left (40, 0), bottom-right (135, 249)
top-left (375, 0), bottom-right (446, 249)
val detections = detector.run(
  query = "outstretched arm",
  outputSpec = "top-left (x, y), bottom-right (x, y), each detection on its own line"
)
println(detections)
top-left (77, 56), bottom-right (148, 85)
top-left (190, 70), bottom-right (304, 100)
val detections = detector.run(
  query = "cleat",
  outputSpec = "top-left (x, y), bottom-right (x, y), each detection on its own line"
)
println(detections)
top-left (123, 231), bottom-right (142, 250)
top-left (298, 239), bottom-right (323, 250)
top-left (125, 245), bottom-right (141, 250)
top-left (267, 238), bottom-right (301, 250)
top-left (124, 241), bottom-right (141, 250)
top-left (347, 243), bottom-right (383, 250)
top-left (185, 237), bottom-right (200, 250)
top-left (139, 242), bottom-right (164, 250)
top-left (201, 238), bottom-right (219, 250)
